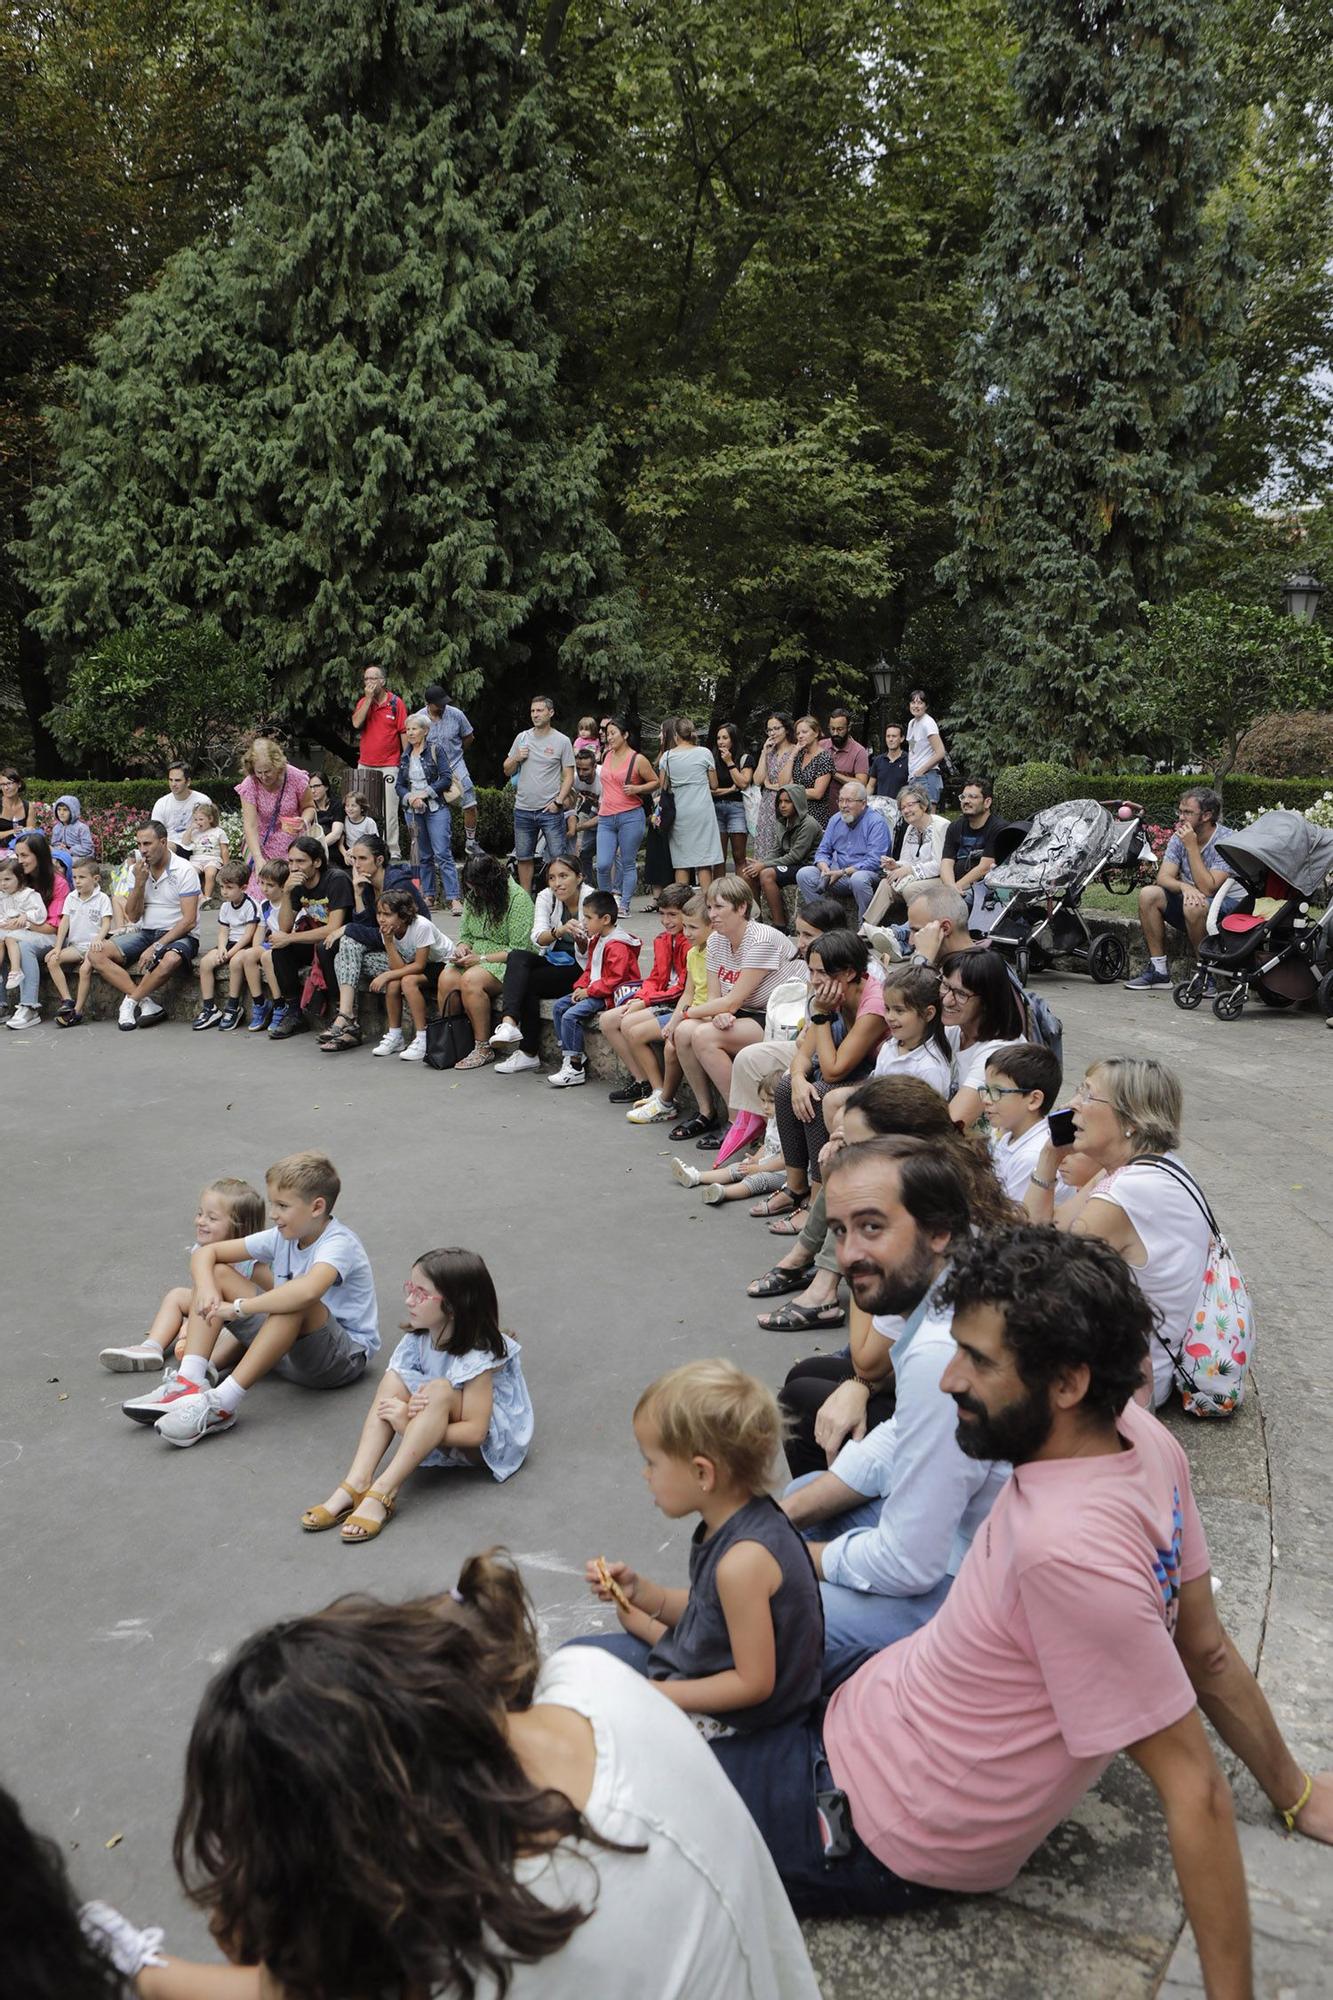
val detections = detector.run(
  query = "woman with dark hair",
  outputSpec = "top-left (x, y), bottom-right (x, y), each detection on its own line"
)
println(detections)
top-left (488, 853), bottom-right (591, 1073)
top-left (0, 1784), bottom-right (133, 1998)
top-left (0, 766), bottom-right (36, 844)
top-left (436, 853), bottom-right (535, 1069)
top-left (754, 713), bottom-right (798, 862)
top-left (643, 716), bottom-right (678, 900)
top-left (938, 947), bottom-right (1026, 1128)
top-left (769, 932), bottom-right (888, 1224)
top-left (7, 832), bottom-right (71, 1029)
top-left (165, 1554), bottom-right (818, 1996)
top-left (595, 716), bottom-right (657, 916)
top-left (710, 720), bottom-right (753, 872)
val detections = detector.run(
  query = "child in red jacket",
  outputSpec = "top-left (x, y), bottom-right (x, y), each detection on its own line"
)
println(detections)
top-left (597, 884), bottom-right (691, 1106)
top-left (548, 891), bottom-right (643, 1089)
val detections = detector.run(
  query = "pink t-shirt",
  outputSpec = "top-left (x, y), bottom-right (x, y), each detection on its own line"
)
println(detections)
top-left (824, 1398), bottom-right (1209, 1893)
top-left (235, 766), bottom-right (311, 871)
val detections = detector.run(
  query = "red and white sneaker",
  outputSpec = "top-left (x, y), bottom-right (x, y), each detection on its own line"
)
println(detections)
top-left (121, 1370), bottom-right (207, 1426)
top-left (155, 1386), bottom-right (236, 1447)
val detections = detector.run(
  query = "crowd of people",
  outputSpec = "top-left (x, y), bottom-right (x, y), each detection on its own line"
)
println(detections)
top-left (3, 696), bottom-right (1329, 1998)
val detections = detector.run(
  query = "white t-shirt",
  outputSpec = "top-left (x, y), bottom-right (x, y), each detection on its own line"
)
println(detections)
top-left (990, 1121), bottom-right (1049, 1202)
top-left (243, 1217), bottom-right (380, 1354)
top-left (1086, 1155), bottom-right (1212, 1407)
top-left (873, 1035), bottom-right (953, 1098)
top-left (907, 713), bottom-right (940, 780)
top-left (217, 895), bottom-right (260, 943)
top-left (341, 814), bottom-right (379, 844)
top-left (141, 856), bottom-right (202, 938)
top-left (495, 1648), bottom-right (818, 2000)
top-left (398, 914), bottom-right (454, 963)
top-left (946, 1028), bottom-right (1020, 1094)
top-left (151, 788), bottom-right (211, 845)
top-left (63, 887), bottom-right (113, 948)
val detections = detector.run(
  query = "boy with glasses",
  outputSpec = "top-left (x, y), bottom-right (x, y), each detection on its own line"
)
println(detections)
top-left (981, 1043), bottom-right (1061, 1201)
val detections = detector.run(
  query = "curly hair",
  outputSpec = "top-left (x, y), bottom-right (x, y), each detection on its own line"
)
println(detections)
top-left (464, 852), bottom-right (511, 923)
top-left (174, 1553), bottom-right (639, 1999)
top-left (842, 1074), bottom-right (1021, 1229)
top-left (0, 1787), bottom-right (122, 2000)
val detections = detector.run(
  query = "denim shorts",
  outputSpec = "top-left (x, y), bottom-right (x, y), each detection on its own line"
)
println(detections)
top-left (652, 1004), bottom-right (676, 1028)
top-left (513, 807), bottom-right (570, 861)
top-left (715, 798), bottom-right (749, 837)
top-left (453, 764), bottom-right (477, 810)
top-left (111, 928), bottom-right (199, 969)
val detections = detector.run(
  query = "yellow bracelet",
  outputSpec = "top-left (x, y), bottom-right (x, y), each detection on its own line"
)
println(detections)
top-left (1278, 1771), bottom-right (1313, 1831)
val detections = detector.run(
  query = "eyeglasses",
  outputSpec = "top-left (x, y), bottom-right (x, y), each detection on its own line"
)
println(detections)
top-left (978, 1083), bottom-right (1024, 1102)
top-left (402, 1281), bottom-right (441, 1305)
top-left (940, 982), bottom-right (968, 1001)
top-left (1071, 1082), bottom-right (1113, 1107)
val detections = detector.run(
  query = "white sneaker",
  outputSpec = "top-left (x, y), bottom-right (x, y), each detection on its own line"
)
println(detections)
top-left (627, 1092), bottom-right (674, 1124)
top-left (155, 1385), bottom-right (236, 1447)
top-left (98, 1340), bottom-right (167, 1374)
top-left (672, 1160), bottom-right (702, 1188)
top-left (548, 1058), bottom-right (586, 1088)
top-left (137, 996), bottom-right (164, 1021)
top-left (495, 1049), bottom-right (541, 1074)
top-left (398, 1032), bottom-right (427, 1062)
top-left (117, 996), bottom-right (139, 1031)
top-left (79, 1901), bottom-right (168, 1978)
top-left (489, 1019), bottom-right (522, 1046)
top-left (703, 1184), bottom-right (728, 1206)
top-left (5, 1004), bottom-right (40, 1030)
top-left (4, 971), bottom-right (19, 990)
top-left (373, 1029), bottom-right (405, 1057)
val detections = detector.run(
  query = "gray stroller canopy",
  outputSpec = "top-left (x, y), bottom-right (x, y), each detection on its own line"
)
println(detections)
top-left (988, 799), bottom-right (1118, 900)
top-left (1214, 811), bottom-right (1333, 900)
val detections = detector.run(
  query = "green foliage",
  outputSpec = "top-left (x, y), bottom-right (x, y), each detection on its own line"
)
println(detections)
top-left (1236, 712), bottom-right (1333, 779)
top-left (995, 768), bottom-right (1333, 823)
top-left (1131, 592), bottom-right (1332, 778)
top-left (992, 764), bottom-right (1082, 821)
top-left (21, 778), bottom-right (239, 813)
top-left (24, 0), bottom-right (640, 734)
top-left (942, 0), bottom-right (1245, 766)
top-left (47, 621), bottom-right (268, 773)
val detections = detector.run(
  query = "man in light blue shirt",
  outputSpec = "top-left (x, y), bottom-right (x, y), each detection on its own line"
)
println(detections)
top-left (795, 780), bottom-right (893, 919)
top-left (781, 1135), bottom-right (1008, 1688)
top-left (417, 684), bottom-right (479, 851)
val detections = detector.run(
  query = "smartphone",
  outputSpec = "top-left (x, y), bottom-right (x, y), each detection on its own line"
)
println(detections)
top-left (1047, 1107), bottom-right (1077, 1147)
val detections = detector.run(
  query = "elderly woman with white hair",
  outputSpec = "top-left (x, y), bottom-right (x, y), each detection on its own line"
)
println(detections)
top-left (1023, 1056), bottom-right (1215, 1409)
top-left (859, 784), bottom-right (950, 929)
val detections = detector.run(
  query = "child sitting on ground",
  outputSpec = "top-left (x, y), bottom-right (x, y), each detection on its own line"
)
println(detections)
top-left (368, 886), bottom-right (456, 1062)
top-left (625, 891), bottom-right (713, 1125)
top-left (982, 1040), bottom-right (1062, 1201)
top-left (0, 852), bottom-right (45, 999)
top-left (301, 1245), bottom-right (533, 1543)
top-left (101, 1178), bottom-right (270, 1375)
top-left (581, 1360), bottom-right (822, 1733)
top-left (126, 1150), bottom-right (379, 1447)
top-left (192, 861), bottom-right (260, 1032)
top-left (46, 858), bottom-right (113, 1025)
top-left (183, 800), bottom-right (227, 900)
top-left (548, 890), bottom-right (642, 1089)
top-left (871, 962), bottom-right (952, 1097)
top-left (232, 857), bottom-right (288, 1032)
top-left (670, 1107), bottom-right (787, 1206)
top-left (600, 882), bottom-right (692, 1106)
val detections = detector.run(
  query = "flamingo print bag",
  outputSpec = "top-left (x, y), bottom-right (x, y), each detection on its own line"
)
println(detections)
top-left (1144, 1158), bottom-right (1254, 1419)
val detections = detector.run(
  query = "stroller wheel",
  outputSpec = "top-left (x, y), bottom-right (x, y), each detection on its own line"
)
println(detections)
top-left (1173, 977), bottom-right (1205, 1012)
top-left (1013, 944), bottom-right (1031, 988)
top-left (1087, 933), bottom-right (1128, 984)
top-left (1212, 986), bottom-right (1246, 1022)
top-left (1318, 969), bottom-right (1333, 1017)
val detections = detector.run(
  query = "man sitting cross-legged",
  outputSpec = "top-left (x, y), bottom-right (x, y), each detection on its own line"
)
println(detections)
top-left (711, 1183), bottom-right (1333, 1981)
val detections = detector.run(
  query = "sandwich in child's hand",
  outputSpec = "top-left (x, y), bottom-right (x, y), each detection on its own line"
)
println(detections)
top-left (596, 1556), bottom-right (633, 1615)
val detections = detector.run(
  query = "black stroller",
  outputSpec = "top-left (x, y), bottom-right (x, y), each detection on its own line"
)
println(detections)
top-left (987, 799), bottom-right (1154, 986)
top-left (1172, 810), bottom-right (1333, 1021)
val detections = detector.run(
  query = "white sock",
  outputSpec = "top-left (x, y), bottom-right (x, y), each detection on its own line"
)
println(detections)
top-left (215, 1377), bottom-right (247, 1415)
top-left (179, 1354), bottom-right (210, 1387)
top-left (1151, 955), bottom-right (1167, 974)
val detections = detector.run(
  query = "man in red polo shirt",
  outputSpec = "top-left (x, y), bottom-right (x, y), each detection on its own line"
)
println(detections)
top-left (352, 667), bottom-right (408, 855)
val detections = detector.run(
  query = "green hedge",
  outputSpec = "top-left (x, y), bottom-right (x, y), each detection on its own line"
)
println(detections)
top-left (994, 765), bottom-right (1332, 824)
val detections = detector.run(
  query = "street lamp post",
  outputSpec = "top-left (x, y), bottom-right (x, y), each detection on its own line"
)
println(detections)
top-left (870, 656), bottom-right (893, 745)
top-left (1281, 570), bottom-right (1324, 623)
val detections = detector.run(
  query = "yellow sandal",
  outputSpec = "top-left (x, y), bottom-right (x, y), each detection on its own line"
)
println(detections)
top-left (300, 1481), bottom-right (367, 1533)
top-left (341, 1487), bottom-right (398, 1544)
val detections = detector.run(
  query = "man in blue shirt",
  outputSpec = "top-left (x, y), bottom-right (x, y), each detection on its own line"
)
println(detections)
top-left (416, 685), bottom-right (479, 852)
top-left (1125, 785), bottom-right (1241, 990)
top-left (795, 781), bottom-right (893, 919)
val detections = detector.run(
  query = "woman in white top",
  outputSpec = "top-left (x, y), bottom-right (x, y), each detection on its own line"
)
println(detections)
top-left (130, 1551), bottom-right (818, 2000)
top-left (860, 784), bottom-right (951, 926)
top-left (489, 853), bottom-right (591, 1070)
top-left (1023, 1056), bottom-right (1211, 1408)
top-left (939, 948), bottom-right (1026, 1129)
top-left (905, 688), bottom-right (947, 805)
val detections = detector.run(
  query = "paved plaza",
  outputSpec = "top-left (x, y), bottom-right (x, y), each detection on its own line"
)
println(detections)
top-left (3, 959), bottom-right (1331, 1994)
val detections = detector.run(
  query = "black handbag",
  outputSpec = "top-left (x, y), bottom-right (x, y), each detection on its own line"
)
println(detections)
top-left (654, 754), bottom-right (677, 835)
top-left (424, 1009), bottom-right (474, 1070)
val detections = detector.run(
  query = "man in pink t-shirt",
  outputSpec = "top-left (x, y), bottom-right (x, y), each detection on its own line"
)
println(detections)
top-left (711, 1187), bottom-right (1333, 1989)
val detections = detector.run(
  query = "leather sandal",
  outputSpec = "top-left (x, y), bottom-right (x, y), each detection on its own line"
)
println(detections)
top-left (750, 1189), bottom-right (801, 1218)
top-left (341, 1487), bottom-right (398, 1543)
top-left (318, 1011), bottom-right (356, 1047)
top-left (320, 1017), bottom-right (364, 1053)
top-left (747, 1264), bottom-right (812, 1298)
top-left (757, 1300), bottom-right (847, 1332)
top-left (300, 1481), bottom-right (366, 1533)
top-left (669, 1115), bottom-right (717, 1143)
top-left (768, 1208), bottom-right (810, 1236)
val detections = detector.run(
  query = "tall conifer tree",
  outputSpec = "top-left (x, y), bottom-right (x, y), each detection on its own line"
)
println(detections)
top-left (942, 0), bottom-right (1243, 764)
top-left (25, 0), bottom-right (637, 720)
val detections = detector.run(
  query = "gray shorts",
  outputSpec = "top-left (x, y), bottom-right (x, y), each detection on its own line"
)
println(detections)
top-left (230, 1309), bottom-right (369, 1389)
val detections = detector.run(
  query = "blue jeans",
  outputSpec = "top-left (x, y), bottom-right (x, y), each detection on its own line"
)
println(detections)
top-left (552, 991), bottom-right (604, 1054)
top-left (784, 1473), bottom-right (953, 1689)
top-left (795, 865), bottom-right (880, 918)
top-left (17, 933), bottom-right (55, 1007)
top-left (411, 806), bottom-right (458, 902)
top-left (596, 807), bottom-right (645, 910)
top-left (513, 806), bottom-right (569, 862)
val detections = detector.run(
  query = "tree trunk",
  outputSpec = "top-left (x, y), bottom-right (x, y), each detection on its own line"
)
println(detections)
top-left (15, 591), bottom-right (61, 775)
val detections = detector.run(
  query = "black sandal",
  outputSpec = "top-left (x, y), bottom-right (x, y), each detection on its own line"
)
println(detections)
top-left (670, 1115), bottom-right (717, 1143)
top-left (320, 1018), bottom-right (363, 1052)
top-left (318, 1011), bottom-right (356, 1047)
top-left (747, 1265), bottom-right (812, 1299)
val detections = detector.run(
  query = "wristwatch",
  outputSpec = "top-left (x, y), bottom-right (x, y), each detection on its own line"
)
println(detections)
top-left (809, 1010), bottom-right (835, 1026)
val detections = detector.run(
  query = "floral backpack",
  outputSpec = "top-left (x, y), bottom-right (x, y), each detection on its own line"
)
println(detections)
top-left (1144, 1158), bottom-right (1254, 1418)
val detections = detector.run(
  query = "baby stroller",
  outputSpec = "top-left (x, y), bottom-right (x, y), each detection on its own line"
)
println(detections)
top-left (986, 799), bottom-right (1152, 986)
top-left (1172, 810), bottom-right (1333, 1021)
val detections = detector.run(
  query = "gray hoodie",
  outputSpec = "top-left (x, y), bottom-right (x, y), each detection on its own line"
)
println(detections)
top-left (50, 794), bottom-right (95, 860)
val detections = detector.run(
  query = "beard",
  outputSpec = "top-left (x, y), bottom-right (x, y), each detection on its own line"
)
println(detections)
top-left (952, 1385), bottom-right (1053, 1464)
top-left (843, 1232), bottom-right (938, 1318)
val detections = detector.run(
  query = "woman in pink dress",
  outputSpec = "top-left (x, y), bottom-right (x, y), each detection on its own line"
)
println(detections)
top-left (235, 737), bottom-right (316, 892)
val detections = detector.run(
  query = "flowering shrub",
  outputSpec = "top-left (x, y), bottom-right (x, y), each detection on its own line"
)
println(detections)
top-left (1240, 791), bottom-right (1333, 832)
top-left (30, 800), bottom-right (248, 864)
top-left (1144, 821), bottom-right (1173, 860)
